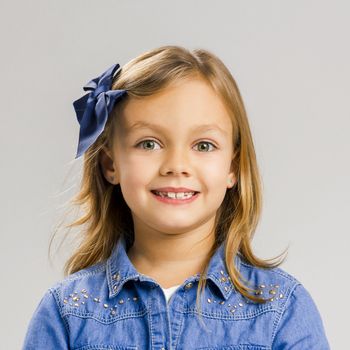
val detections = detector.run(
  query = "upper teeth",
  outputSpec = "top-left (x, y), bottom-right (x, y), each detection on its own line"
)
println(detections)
top-left (155, 191), bottom-right (195, 199)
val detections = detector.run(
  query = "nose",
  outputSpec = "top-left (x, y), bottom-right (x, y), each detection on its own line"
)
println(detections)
top-left (159, 147), bottom-right (191, 176)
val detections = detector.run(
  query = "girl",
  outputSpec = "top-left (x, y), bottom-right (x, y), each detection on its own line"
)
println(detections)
top-left (22, 45), bottom-right (330, 349)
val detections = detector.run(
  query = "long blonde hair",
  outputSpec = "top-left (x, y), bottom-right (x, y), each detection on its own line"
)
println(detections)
top-left (50, 45), bottom-right (287, 320)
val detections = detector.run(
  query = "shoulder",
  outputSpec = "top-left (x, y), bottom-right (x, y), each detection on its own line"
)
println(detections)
top-left (236, 257), bottom-right (304, 319)
top-left (238, 256), bottom-right (301, 302)
top-left (238, 258), bottom-right (330, 347)
top-left (47, 261), bottom-right (107, 309)
top-left (23, 262), bottom-right (112, 348)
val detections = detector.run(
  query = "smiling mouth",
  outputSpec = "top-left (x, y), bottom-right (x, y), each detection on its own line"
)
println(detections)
top-left (150, 190), bottom-right (199, 199)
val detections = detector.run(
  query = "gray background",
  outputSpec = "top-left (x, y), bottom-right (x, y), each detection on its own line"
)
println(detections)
top-left (1, 0), bottom-right (348, 348)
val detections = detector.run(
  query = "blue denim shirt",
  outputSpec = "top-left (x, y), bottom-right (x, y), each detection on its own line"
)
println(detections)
top-left (22, 237), bottom-right (330, 349)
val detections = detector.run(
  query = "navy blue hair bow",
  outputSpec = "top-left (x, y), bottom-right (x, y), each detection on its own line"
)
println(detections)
top-left (73, 63), bottom-right (127, 158)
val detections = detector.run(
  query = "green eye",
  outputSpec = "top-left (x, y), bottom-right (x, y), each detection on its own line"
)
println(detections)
top-left (136, 140), bottom-right (161, 150)
top-left (195, 141), bottom-right (217, 152)
top-left (135, 139), bottom-right (217, 152)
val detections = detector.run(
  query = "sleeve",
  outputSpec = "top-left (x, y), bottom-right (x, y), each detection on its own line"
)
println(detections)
top-left (272, 283), bottom-right (330, 349)
top-left (22, 288), bottom-right (70, 350)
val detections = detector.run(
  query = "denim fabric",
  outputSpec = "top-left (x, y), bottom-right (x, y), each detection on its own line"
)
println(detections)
top-left (22, 237), bottom-right (330, 349)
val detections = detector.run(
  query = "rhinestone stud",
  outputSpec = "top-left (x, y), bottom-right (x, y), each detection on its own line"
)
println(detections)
top-left (112, 273), bottom-right (121, 281)
top-left (185, 282), bottom-right (193, 289)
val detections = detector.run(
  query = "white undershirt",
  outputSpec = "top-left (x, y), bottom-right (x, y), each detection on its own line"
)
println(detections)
top-left (161, 284), bottom-right (181, 303)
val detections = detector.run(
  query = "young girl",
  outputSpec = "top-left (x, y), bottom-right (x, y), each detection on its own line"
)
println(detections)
top-left (22, 45), bottom-right (330, 349)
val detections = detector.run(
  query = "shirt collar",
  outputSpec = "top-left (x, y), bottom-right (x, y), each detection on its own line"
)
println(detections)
top-left (106, 236), bottom-right (241, 300)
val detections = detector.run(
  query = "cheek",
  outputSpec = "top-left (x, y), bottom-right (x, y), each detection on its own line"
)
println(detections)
top-left (201, 161), bottom-right (230, 204)
top-left (118, 159), bottom-right (150, 208)
top-left (200, 160), bottom-right (229, 186)
top-left (118, 155), bottom-right (154, 187)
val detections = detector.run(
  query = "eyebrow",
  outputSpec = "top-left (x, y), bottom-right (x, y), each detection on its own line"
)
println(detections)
top-left (126, 121), bottom-right (227, 136)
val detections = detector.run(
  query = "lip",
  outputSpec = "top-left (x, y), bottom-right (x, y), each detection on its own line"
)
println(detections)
top-left (151, 187), bottom-right (199, 193)
top-left (150, 191), bottom-right (200, 205)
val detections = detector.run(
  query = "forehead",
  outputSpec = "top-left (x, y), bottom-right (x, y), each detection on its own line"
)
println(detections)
top-left (119, 78), bottom-right (232, 135)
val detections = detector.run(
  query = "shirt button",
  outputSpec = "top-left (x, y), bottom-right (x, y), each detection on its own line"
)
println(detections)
top-left (161, 348), bottom-right (166, 350)
top-left (185, 282), bottom-right (193, 289)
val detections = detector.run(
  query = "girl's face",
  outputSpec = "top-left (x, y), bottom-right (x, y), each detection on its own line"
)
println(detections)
top-left (101, 77), bottom-right (236, 236)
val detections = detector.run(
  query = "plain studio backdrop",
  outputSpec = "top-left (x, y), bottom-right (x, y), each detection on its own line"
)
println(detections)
top-left (0, 0), bottom-right (348, 348)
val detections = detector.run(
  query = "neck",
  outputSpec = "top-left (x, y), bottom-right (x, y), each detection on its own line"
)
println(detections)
top-left (127, 218), bottom-right (216, 288)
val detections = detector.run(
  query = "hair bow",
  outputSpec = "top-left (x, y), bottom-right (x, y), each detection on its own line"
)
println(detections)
top-left (73, 63), bottom-right (127, 158)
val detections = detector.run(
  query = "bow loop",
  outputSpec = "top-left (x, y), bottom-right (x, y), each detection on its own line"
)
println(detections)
top-left (73, 63), bottom-right (127, 158)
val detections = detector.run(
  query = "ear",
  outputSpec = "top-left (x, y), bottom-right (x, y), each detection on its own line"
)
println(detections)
top-left (227, 157), bottom-right (236, 189)
top-left (227, 172), bottom-right (236, 189)
top-left (99, 146), bottom-right (119, 185)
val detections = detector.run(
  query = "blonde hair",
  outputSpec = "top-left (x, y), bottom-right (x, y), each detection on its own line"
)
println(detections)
top-left (50, 45), bottom-right (287, 324)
